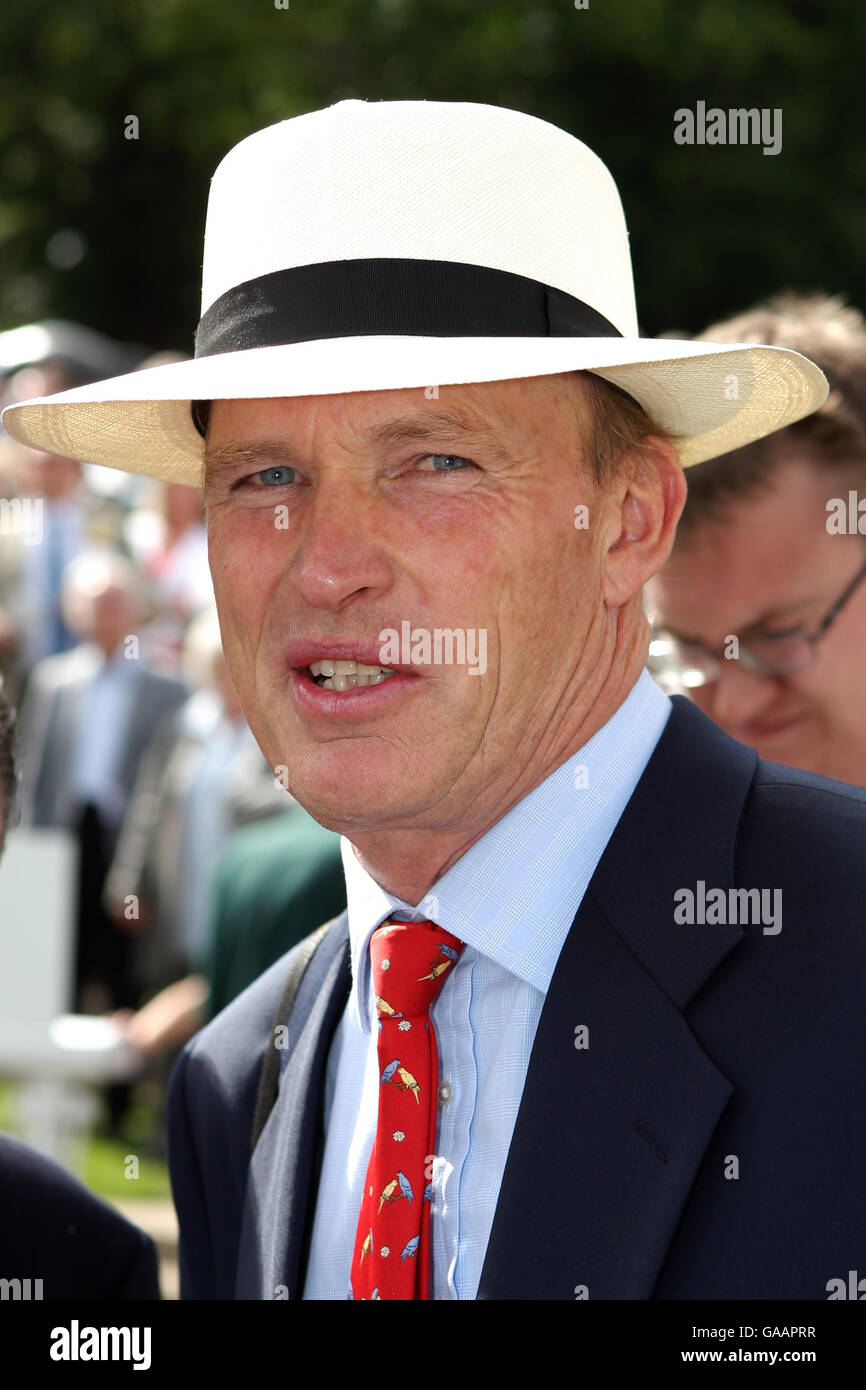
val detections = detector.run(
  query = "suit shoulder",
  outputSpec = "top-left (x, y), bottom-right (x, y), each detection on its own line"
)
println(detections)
top-left (747, 758), bottom-right (866, 838)
top-left (0, 1133), bottom-right (159, 1299)
top-left (738, 759), bottom-right (866, 923)
top-left (26, 645), bottom-right (94, 690)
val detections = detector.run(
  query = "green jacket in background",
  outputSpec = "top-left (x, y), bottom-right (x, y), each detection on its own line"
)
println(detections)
top-left (205, 810), bottom-right (346, 1020)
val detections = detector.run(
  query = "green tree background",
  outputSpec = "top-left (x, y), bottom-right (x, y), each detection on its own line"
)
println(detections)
top-left (1, 0), bottom-right (863, 353)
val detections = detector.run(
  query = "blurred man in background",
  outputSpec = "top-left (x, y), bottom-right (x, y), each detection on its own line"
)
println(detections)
top-left (17, 551), bottom-right (187, 1021)
top-left (648, 292), bottom-right (866, 785)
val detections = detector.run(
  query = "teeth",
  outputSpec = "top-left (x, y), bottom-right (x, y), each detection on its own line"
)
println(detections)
top-left (308, 658), bottom-right (397, 691)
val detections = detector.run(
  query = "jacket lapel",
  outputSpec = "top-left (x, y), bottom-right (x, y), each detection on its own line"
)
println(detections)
top-left (478, 697), bottom-right (758, 1299)
top-left (235, 920), bottom-right (351, 1299)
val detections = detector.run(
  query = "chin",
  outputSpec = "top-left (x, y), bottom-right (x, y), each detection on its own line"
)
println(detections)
top-left (286, 748), bottom-right (431, 826)
top-left (290, 785), bottom-right (420, 837)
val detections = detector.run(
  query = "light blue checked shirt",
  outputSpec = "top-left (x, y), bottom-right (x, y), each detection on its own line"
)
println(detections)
top-left (302, 669), bottom-right (671, 1300)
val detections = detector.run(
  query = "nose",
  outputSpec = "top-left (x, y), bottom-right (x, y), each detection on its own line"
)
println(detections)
top-left (290, 472), bottom-right (396, 612)
top-left (698, 658), bottom-right (782, 731)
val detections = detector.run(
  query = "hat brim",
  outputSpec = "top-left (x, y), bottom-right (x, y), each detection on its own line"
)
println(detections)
top-left (1, 337), bottom-right (828, 487)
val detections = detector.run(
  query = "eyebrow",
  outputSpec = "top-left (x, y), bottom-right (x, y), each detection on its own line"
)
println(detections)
top-left (203, 408), bottom-right (514, 481)
top-left (364, 409), bottom-right (512, 459)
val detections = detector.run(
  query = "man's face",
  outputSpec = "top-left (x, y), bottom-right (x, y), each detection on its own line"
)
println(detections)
top-left (88, 583), bottom-right (137, 655)
top-left (66, 571), bottom-right (139, 655)
top-left (204, 374), bottom-right (625, 837)
top-left (648, 454), bottom-right (866, 785)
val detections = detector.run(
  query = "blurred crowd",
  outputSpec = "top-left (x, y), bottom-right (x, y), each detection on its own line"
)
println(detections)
top-left (0, 322), bottom-right (345, 1138)
top-left (2, 287), bottom-right (866, 1142)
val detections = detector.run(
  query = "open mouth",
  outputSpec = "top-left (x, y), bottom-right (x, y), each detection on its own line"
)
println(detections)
top-left (308, 658), bottom-right (398, 691)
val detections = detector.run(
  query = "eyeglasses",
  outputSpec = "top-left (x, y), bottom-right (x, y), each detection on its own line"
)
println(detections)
top-left (648, 554), bottom-right (866, 693)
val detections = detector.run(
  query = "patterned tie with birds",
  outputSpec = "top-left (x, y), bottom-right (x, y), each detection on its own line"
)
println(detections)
top-left (349, 917), bottom-right (464, 1300)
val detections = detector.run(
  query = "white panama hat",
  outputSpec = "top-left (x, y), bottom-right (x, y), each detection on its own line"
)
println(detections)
top-left (1, 98), bottom-right (827, 486)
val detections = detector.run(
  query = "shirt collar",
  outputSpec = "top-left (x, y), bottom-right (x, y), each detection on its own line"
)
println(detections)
top-left (82, 641), bottom-right (137, 678)
top-left (341, 669), bottom-right (671, 1031)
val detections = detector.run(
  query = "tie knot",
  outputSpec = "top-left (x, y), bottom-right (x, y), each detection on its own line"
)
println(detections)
top-left (371, 918), bottom-right (463, 1019)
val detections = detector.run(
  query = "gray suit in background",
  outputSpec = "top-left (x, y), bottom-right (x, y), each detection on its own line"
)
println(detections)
top-left (16, 641), bottom-right (187, 1011)
top-left (17, 642), bottom-right (187, 843)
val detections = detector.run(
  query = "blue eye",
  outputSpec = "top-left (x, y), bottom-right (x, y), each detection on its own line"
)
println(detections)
top-left (254, 465), bottom-right (296, 486)
top-left (429, 454), bottom-right (470, 471)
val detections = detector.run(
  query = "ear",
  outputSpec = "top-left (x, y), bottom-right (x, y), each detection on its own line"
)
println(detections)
top-left (600, 436), bottom-right (687, 608)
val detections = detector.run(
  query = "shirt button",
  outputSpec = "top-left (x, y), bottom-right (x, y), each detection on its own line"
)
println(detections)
top-left (437, 1081), bottom-right (453, 1106)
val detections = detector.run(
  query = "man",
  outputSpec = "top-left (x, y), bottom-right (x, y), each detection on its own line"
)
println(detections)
top-left (0, 679), bottom-right (160, 1299)
top-left (3, 100), bottom-right (864, 1301)
top-left (647, 292), bottom-right (866, 784)
top-left (17, 551), bottom-right (187, 1015)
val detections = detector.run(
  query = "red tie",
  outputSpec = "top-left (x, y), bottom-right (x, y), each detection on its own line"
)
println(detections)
top-left (349, 918), bottom-right (464, 1300)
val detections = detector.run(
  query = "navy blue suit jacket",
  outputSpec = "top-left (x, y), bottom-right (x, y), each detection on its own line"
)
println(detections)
top-left (167, 697), bottom-right (866, 1299)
